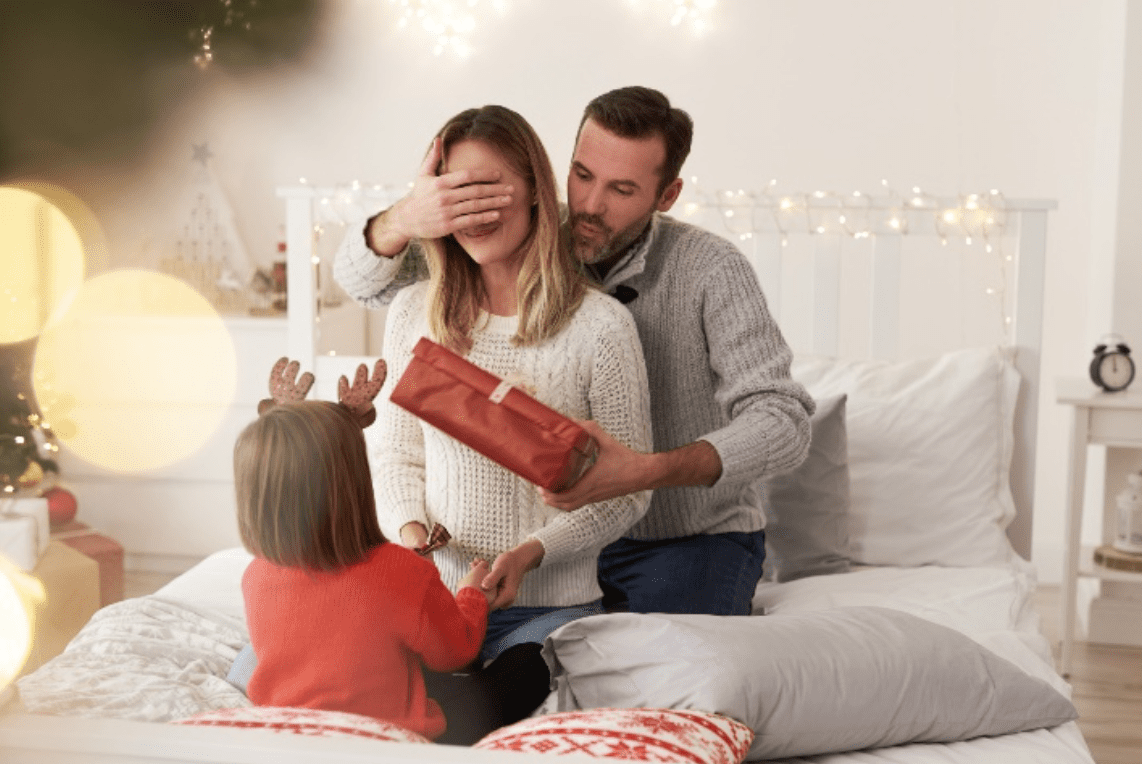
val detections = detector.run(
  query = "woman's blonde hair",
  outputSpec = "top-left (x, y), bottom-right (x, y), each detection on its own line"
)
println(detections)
top-left (234, 401), bottom-right (385, 571)
top-left (423, 104), bottom-right (588, 354)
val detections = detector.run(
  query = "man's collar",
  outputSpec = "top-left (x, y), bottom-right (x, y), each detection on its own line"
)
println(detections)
top-left (590, 214), bottom-right (658, 291)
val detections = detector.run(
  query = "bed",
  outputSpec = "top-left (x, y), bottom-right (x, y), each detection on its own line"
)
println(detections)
top-left (0, 187), bottom-right (1096, 764)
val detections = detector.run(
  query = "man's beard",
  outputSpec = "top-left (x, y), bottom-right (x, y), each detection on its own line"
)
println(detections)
top-left (569, 211), bottom-right (652, 266)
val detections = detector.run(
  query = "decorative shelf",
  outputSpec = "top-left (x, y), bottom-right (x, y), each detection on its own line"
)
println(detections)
top-left (1078, 544), bottom-right (1142, 583)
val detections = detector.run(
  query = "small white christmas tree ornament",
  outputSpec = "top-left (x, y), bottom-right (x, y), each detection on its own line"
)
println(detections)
top-left (159, 141), bottom-right (255, 314)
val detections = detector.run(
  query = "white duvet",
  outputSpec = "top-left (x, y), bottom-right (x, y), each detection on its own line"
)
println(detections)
top-left (11, 550), bottom-right (1095, 764)
top-left (16, 596), bottom-right (250, 721)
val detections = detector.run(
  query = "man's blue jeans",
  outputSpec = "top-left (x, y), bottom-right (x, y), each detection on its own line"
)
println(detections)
top-left (597, 530), bottom-right (766, 615)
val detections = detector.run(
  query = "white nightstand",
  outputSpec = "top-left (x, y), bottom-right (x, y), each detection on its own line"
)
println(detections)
top-left (1056, 378), bottom-right (1142, 677)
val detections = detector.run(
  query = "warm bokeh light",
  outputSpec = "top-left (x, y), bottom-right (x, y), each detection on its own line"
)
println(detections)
top-left (32, 270), bottom-right (237, 473)
top-left (12, 181), bottom-right (110, 268)
top-left (0, 186), bottom-right (89, 344)
top-left (0, 554), bottom-right (44, 691)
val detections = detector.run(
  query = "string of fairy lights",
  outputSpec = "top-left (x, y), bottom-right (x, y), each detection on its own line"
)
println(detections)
top-left (382, 0), bottom-right (716, 57)
top-left (290, 177), bottom-right (1016, 345)
top-left (626, 0), bottom-right (717, 34)
top-left (681, 179), bottom-right (1009, 247)
top-left (387, 0), bottom-right (508, 57)
top-left (679, 178), bottom-right (1014, 341)
top-left (190, 0), bottom-right (718, 64)
top-left (193, 0), bottom-right (255, 69)
top-left (292, 179), bottom-right (405, 324)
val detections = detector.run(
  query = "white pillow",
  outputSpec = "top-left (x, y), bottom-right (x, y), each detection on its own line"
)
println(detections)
top-left (791, 346), bottom-right (1019, 567)
top-left (542, 608), bottom-right (1077, 761)
top-left (761, 394), bottom-right (850, 582)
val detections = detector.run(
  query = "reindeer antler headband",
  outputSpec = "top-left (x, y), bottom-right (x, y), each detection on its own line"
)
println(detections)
top-left (257, 356), bottom-right (387, 428)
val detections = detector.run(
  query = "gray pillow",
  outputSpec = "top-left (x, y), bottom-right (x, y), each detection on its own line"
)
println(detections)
top-left (542, 607), bottom-right (1077, 761)
top-left (761, 393), bottom-right (850, 582)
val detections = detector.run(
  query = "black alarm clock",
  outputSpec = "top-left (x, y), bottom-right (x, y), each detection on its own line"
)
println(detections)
top-left (1090, 335), bottom-right (1135, 392)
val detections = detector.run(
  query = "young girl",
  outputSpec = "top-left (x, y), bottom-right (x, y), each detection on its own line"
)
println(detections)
top-left (234, 358), bottom-right (493, 743)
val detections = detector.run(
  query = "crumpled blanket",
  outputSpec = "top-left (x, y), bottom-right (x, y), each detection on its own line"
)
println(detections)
top-left (16, 595), bottom-right (251, 721)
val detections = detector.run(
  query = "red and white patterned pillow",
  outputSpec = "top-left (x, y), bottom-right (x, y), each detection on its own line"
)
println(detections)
top-left (174, 706), bottom-right (432, 745)
top-left (474, 708), bottom-right (754, 764)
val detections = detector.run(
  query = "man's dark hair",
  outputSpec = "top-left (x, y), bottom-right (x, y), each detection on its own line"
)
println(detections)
top-left (579, 86), bottom-right (694, 196)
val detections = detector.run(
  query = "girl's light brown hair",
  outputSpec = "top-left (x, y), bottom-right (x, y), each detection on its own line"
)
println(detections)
top-left (234, 401), bottom-right (385, 571)
top-left (423, 104), bottom-right (588, 354)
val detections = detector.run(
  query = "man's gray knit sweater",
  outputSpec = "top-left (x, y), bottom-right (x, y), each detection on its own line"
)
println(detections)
top-left (334, 211), bottom-right (814, 540)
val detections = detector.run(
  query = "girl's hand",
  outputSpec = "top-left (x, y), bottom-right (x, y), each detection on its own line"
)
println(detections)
top-left (458, 559), bottom-right (494, 605)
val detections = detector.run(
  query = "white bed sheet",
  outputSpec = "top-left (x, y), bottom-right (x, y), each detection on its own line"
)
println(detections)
top-left (754, 560), bottom-right (1040, 634)
top-left (154, 547), bottom-right (254, 621)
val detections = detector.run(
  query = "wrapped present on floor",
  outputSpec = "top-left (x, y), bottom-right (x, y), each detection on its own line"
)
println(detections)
top-left (21, 541), bottom-right (100, 677)
top-left (50, 521), bottom-right (125, 607)
top-left (1, 497), bottom-right (50, 571)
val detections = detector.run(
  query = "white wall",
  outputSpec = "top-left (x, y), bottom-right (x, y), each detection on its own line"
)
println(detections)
top-left (75, 0), bottom-right (1125, 582)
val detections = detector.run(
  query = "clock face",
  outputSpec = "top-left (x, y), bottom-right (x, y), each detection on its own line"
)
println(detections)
top-left (1097, 352), bottom-right (1135, 391)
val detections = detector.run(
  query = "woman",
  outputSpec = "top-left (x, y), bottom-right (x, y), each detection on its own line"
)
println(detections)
top-left (374, 104), bottom-right (653, 735)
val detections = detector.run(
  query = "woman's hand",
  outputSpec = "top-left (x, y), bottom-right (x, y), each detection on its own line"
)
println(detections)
top-left (481, 539), bottom-right (545, 610)
top-left (457, 559), bottom-right (494, 606)
top-left (400, 521), bottom-right (429, 550)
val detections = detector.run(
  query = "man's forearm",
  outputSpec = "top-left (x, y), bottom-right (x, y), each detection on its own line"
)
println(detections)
top-left (365, 205), bottom-right (412, 258)
top-left (645, 440), bottom-right (722, 490)
top-left (538, 428), bottom-right (723, 512)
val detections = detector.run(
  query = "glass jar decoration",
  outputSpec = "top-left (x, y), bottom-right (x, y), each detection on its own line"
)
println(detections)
top-left (1113, 471), bottom-right (1142, 555)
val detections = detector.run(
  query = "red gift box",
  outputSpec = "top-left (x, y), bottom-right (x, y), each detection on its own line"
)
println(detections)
top-left (390, 337), bottom-right (598, 492)
top-left (50, 521), bottom-right (125, 607)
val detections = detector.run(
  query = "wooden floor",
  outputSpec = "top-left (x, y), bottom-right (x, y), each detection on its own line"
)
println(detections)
top-left (123, 569), bottom-right (180, 599)
top-left (1033, 585), bottom-right (1142, 764)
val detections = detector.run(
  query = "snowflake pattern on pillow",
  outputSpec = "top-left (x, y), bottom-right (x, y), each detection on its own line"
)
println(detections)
top-left (473, 707), bottom-right (754, 764)
top-left (174, 706), bottom-right (432, 744)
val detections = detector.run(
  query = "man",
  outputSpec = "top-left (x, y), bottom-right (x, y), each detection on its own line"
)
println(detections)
top-left (334, 86), bottom-right (814, 616)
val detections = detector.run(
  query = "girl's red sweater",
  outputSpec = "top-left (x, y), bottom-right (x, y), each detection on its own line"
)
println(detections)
top-left (242, 542), bottom-right (487, 740)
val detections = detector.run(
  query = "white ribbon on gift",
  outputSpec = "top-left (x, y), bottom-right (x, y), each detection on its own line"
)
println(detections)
top-left (0, 498), bottom-right (50, 571)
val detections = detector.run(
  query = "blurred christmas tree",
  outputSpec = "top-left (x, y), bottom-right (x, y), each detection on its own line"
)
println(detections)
top-left (1, 0), bottom-right (326, 482)
top-left (0, 338), bottom-right (59, 497)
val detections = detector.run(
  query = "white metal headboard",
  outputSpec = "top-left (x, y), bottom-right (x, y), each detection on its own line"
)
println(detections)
top-left (276, 185), bottom-right (1055, 560)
